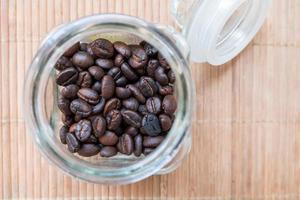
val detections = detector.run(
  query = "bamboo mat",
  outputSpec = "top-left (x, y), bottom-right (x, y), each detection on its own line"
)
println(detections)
top-left (1, 0), bottom-right (300, 199)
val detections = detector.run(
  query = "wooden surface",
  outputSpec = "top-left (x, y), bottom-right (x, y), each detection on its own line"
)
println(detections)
top-left (1, 0), bottom-right (300, 199)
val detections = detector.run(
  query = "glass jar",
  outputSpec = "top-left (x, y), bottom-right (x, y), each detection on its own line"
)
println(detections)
top-left (23, 0), bottom-right (271, 184)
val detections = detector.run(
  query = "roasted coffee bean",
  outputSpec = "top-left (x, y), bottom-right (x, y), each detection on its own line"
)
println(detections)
top-left (78, 144), bottom-right (100, 157)
top-left (114, 54), bottom-right (125, 67)
top-left (143, 136), bottom-right (164, 148)
top-left (128, 45), bottom-right (148, 68)
top-left (115, 87), bottom-right (132, 99)
top-left (122, 97), bottom-right (139, 111)
top-left (72, 51), bottom-right (94, 69)
top-left (117, 134), bottom-right (134, 155)
top-left (75, 119), bottom-right (92, 142)
top-left (95, 58), bottom-right (114, 70)
top-left (83, 134), bottom-right (98, 144)
top-left (121, 110), bottom-right (142, 128)
top-left (61, 84), bottom-right (79, 99)
top-left (92, 97), bottom-right (105, 115)
top-left (62, 114), bottom-right (74, 126)
top-left (143, 148), bottom-right (154, 155)
top-left (77, 71), bottom-right (92, 88)
top-left (103, 98), bottom-right (121, 116)
top-left (59, 125), bottom-right (69, 144)
top-left (58, 95), bottom-right (72, 115)
top-left (70, 99), bottom-right (92, 118)
top-left (79, 42), bottom-right (88, 51)
top-left (141, 114), bottom-right (161, 136)
top-left (56, 67), bottom-right (78, 86)
top-left (91, 81), bottom-right (102, 93)
top-left (113, 41), bottom-right (132, 58)
top-left (106, 110), bottom-right (122, 130)
top-left (55, 56), bottom-right (73, 71)
top-left (127, 84), bottom-right (146, 103)
top-left (158, 53), bottom-right (170, 69)
top-left (101, 75), bottom-right (115, 99)
top-left (146, 97), bottom-right (161, 114)
top-left (108, 67), bottom-right (122, 81)
top-left (162, 95), bottom-right (177, 115)
top-left (64, 42), bottom-right (80, 57)
top-left (99, 131), bottom-right (119, 146)
top-left (100, 146), bottom-right (117, 157)
top-left (124, 126), bottom-right (138, 137)
top-left (167, 70), bottom-right (175, 83)
top-left (115, 76), bottom-right (127, 87)
top-left (120, 62), bottom-right (138, 82)
top-left (154, 67), bottom-right (169, 86)
top-left (146, 59), bottom-right (159, 77)
top-left (88, 66), bottom-right (105, 81)
top-left (92, 116), bottom-right (106, 137)
top-left (66, 133), bottom-right (80, 153)
top-left (88, 38), bottom-right (114, 58)
top-left (69, 123), bottom-right (77, 133)
top-left (77, 88), bottom-right (99, 105)
top-left (139, 76), bottom-right (157, 97)
top-left (138, 105), bottom-right (148, 115)
top-left (158, 85), bottom-right (173, 96)
top-left (136, 68), bottom-right (146, 76)
top-left (140, 41), bottom-right (158, 57)
top-left (134, 134), bottom-right (143, 156)
top-left (159, 114), bottom-right (172, 131)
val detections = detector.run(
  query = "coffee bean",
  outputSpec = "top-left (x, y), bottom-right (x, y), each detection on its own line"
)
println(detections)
top-left (103, 98), bottom-right (121, 116)
top-left (101, 75), bottom-right (115, 99)
top-left (113, 41), bottom-right (132, 58)
top-left (115, 76), bottom-right (128, 87)
top-left (88, 38), bottom-right (114, 58)
top-left (158, 85), bottom-right (173, 96)
top-left (77, 88), bottom-right (99, 105)
top-left (88, 66), bottom-right (105, 81)
top-left (127, 84), bottom-right (146, 103)
top-left (62, 114), bottom-right (74, 126)
top-left (154, 67), bottom-right (169, 86)
top-left (79, 42), bottom-right (88, 51)
top-left (108, 67), bottom-right (122, 81)
top-left (158, 53), bottom-right (170, 69)
top-left (66, 133), bottom-right (80, 153)
top-left (55, 56), bottom-right (73, 71)
top-left (92, 97), bottom-right (105, 115)
top-left (70, 99), bottom-right (92, 118)
top-left (64, 42), bottom-right (80, 57)
top-left (91, 81), bottom-right (102, 93)
top-left (75, 119), bottom-right (92, 142)
top-left (106, 110), bottom-right (122, 130)
top-left (140, 41), bottom-right (158, 57)
top-left (95, 58), bottom-right (114, 70)
top-left (72, 51), bottom-right (94, 69)
top-left (141, 114), bottom-right (161, 136)
top-left (114, 54), bottom-right (125, 67)
top-left (134, 134), bottom-right (143, 156)
top-left (56, 67), bottom-right (78, 86)
top-left (136, 68), bottom-right (146, 76)
top-left (77, 71), bottom-right (92, 88)
top-left (99, 131), bottom-right (119, 146)
top-left (122, 97), bottom-right (139, 111)
top-left (146, 97), bottom-right (161, 114)
top-left (167, 70), bottom-right (175, 83)
top-left (159, 114), bottom-right (172, 131)
top-left (57, 95), bottom-right (72, 115)
top-left (162, 95), bottom-right (177, 115)
top-left (125, 126), bottom-right (138, 137)
top-left (138, 105), bottom-right (148, 115)
top-left (143, 148), bottom-right (154, 155)
top-left (115, 87), bottom-right (132, 99)
top-left (128, 45), bottom-right (148, 68)
top-left (121, 110), bottom-right (142, 128)
top-left (59, 125), bottom-right (69, 144)
top-left (100, 146), bottom-right (117, 157)
top-left (120, 62), bottom-right (138, 82)
top-left (146, 59), bottom-right (159, 77)
top-left (139, 76), bottom-right (157, 97)
top-left (143, 136), bottom-right (164, 148)
top-left (92, 116), bottom-right (106, 137)
top-left (69, 123), bottom-right (77, 133)
top-left (83, 134), bottom-right (98, 144)
top-left (74, 114), bottom-right (83, 122)
top-left (78, 144), bottom-right (100, 157)
top-left (117, 134), bottom-right (134, 155)
top-left (61, 84), bottom-right (79, 99)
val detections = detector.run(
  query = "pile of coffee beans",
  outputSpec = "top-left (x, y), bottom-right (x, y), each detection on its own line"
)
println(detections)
top-left (55, 38), bottom-right (177, 157)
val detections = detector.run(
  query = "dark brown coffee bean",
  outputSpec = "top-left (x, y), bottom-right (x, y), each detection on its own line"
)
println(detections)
top-left (100, 146), bottom-right (117, 157)
top-left (58, 95), bottom-right (72, 115)
top-left (124, 126), bottom-right (138, 137)
top-left (158, 85), bottom-right (174, 96)
top-left (61, 84), bottom-right (79, 99)
top-left (56, 67), bottom-right (78, 86)
top-left (106, 110), bottom-right (122, 130)
top-left (167, 70), bottom-right (175, 83)
top-left (120, 62), bottom-right (138, 82)
top-left (136, 68), bottom-right (146, 76)
top-left (138, 105), bottom-right (148, 115)
top-left (127, 84), bottom-right (146, 103)
top-left (77, 88), bottom-right (100, 105)
top-left (101, 75), bottom-right (115, 99)
top-left (146, 59), bottom-right (159, 77)
top-left (75, 119), bottom-right (92, 142)
top-left (77, 71), bottom-right (92, 88)
top-left (128, 45), bottom-right (148, 68)
top-left (122, 97), bottom-right (139, 111)
top-left (159, 114), bottom-right (172, 131)
top-left (121, 110), bottom-right (142, 128)
top-left (154, 67), bottom-right (168, 86)
top-left (95, 58), bottom-right (114, 70)
top-left (114, 54), bottom-right (125, 67)
top-left (103, 98), bottom-right (121, 116)
top-left (115, 87), bottom-right (132, 99)
top-left (108, 67), bottom-right (122, 81)
top-left (141, 114), bottom-right (161, 136)
top-left (88, 66), bottom-right (105, 81)
top-left (113, 41), bottom-right (132, 58)
top-left (115, 76), bottom-right (128, 87)
top-left (143, 136), bottom-right (164, 148)
top-left (66, 133), bottom-right (80, 153)
top-left (83, 135), bottom-right (98, 144)
top-left (79, 42), bottom-right (88, 51)
top-left (88, 38), bottom-right (114, 58)
top-left (92, 97), bottom-right (105, 115)
top-left (62, 115), bottom-right (74, 126)
top-left (133, 134), bottom-right (143, 156)
top-left (78, 144), bottom-right (100, 157)
top-left (59, 125), bottom-right (69, 144)
top-left (55, 56), bottom-right (73, 71)
top-left (92, 116), bottom-right (106, 137)
top-left (139, 76), bottom-right (157, 97)
top-left (140, 41), bottom-right (158, 57)
top-left (69, 123), bottom-right (77, 133)
top-left (162, 95), bottom-right (177, 115)
top-left (146, 97), bottom-right (161, 114)
top-left (72, 51), bottom-right (94, 69)
top-left (117, 134), bottom-right (134, 155)
top-left (158, 53), bottom-right (170, 69)
top-left (63, 42), bottom-right (80, 57)
top-left (143, 148), bottom-right (154, 155)
top-left (91, 82), bottom-right (101, 94)
top-left (99, 131), bottom-right (119, 146)
top-left (70, 99), bottom-right (92, 118)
